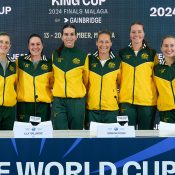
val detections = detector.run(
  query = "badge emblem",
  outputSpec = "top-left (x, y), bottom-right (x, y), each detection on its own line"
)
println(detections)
top-left (24, 63), bottom-right (30, 68)
top-left (9, 65), bottom-right (14, 72)
top-left (125, 55), bottom-right (132, 59)
top-left (141, 53), bottom-right (149, 60)
top-left (159, 68), bottom-right (166, 74)
top-left (108, 62), bottom-right (115, 68)
top-left (91, 63), bottom-right (98, 68)
top-left (58, 58), bottom-right (63, 62)
top-left (41, 64), bottom-right (48, 71)
top-left (72, 58), bottom-right (80, 64)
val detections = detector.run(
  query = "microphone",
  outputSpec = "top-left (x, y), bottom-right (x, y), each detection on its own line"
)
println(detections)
top-left (34, 95), bottom-right (38, 117)
top-left (30, 94), bottom-right (40, 126)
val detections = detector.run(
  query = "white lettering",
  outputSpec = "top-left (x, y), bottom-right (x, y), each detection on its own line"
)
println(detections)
top-left (77, 32), bottom-right (92, 39)
top-left (0, 162), bottom-right (10, 174)
top-left (70, 17), bottom-right (102, 24)
top-left (45, 162), bottom-right (64, 175)
top-left (16, 162), bottom-right (43, 175)
top-left (0, 7), bottom-right (11, 15)
top-left (66, 162), bottom-right (82, 175)
top-left (99, 162), bottom-right (117, 175)
top-left (84, 162), bottom-right (90, 175)
top-left (83, 0), bottom-right (106, 6)
top-left (123, 161), bottom-right (141, 175)
top-left (52, 0), bottom-right (80, 6)
top-left (162, 161), bottom-right (175, 175)
top-left (142, 161), bottom-right (148, 175)
top-left (154, 161), bottom-right (160, 175)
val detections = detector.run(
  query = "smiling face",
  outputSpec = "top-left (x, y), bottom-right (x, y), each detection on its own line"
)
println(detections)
top-left (96, 33), bottom-right (112, 56)
top-left (28, 36), bottom-right (43, 58)
top-left (0, 35), bottom-right (11, 57)
top-left (161, 37), bottom-right (175, 60)
top-left (61, 27), bottom-right (77, 48)
top-left (130, 24), bottom-right (145, 45)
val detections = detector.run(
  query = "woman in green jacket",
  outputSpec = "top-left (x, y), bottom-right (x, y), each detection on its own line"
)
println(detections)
top-left (85, 30), bottom-right (121, 128)
top-left (119, 22), bottom-right (158, 130)
top-left (17, 34), bottom-right (53, 122)
top-left (154, 35), bottom-right (175, 123)
top-left (0, 32), bottom-right (17, 129)
top-left (51, 24), bottom-right (89, 130)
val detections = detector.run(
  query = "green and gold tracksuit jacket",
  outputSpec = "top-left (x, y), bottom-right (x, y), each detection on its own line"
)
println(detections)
top-left (154, 62), bottom-right (175, 111)
top-left (52, 46), bottom-right (89, 98)
top-left (119, 43), bottom-right (158, 106)
top-left (86, 51), bottom-right (121, 110)
top-left (17, 55), bottom-right (53, 103)
top-left (0, 57), bottom-right (17, 106)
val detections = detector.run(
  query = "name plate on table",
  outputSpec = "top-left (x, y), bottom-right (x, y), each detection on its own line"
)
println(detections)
top-left (97, 124), bottom-right (135, 138)
top-left (13, 121), bottom-right (53, 138)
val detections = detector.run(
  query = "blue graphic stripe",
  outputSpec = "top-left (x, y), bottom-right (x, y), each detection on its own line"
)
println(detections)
top-left (39, 138), bottom-right (46, 155)
top-left (63, 138), bottom-right (83, 158)
top-left (11, 138), bottom-right (18, 156)
top-left (92, 138), bottom-right (175, 173)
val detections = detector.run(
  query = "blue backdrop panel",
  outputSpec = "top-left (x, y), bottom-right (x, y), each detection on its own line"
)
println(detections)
top-left (1, 0), bottom-right (175, 58)
top-left (0, 138), bottom-right (175, 174)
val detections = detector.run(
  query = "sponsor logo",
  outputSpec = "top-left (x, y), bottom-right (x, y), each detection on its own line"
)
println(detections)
top-left (64, 17), bottom-right (102, 23)
top-left (114, 127), bottom-right (118, 131)
top-left (32, 128), bottom-right (36, 131)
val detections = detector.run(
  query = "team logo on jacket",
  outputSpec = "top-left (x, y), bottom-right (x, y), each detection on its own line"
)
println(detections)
top-left (121, 108), bottom-right (126, 113)
top-left (141, 53), bottom-right (149, 60)
top-left (108, 62), bottom-right (115, 68)
top-left (163, 117), bottom-right (169, 123)
top-left (9, 65), bottom-right (15, 72)
top-left (91, 63), bottom-right (98, 68)
top-left (159, 68), bottom-right (166, 74)
top-left (124, 54), bottom-right (131, 59)
top-left (41, 64), bottom-right (48, 71)
top-left (24, 63), bottom-right (30, 68)
top-left (72, 58), bottom-right (80, 64)
top-left (58, 58), bottom-right (64, 62)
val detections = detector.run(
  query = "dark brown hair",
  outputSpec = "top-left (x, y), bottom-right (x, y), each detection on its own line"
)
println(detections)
top-left (57, 24), bottom-right (77, 56)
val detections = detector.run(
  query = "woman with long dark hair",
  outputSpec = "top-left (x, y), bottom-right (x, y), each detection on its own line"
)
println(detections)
top-left (51, 24), bottom-right (89, 130)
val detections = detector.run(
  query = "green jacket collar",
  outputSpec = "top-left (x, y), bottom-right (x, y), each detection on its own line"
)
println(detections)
top-left (92, 50), bottom-right (115, 60)
top-left (62, 46), bottom-right (77, 52)
top-left (24, 54), bottom-right (47, 61)
top-left (128, 42), bottom-right (147, 49)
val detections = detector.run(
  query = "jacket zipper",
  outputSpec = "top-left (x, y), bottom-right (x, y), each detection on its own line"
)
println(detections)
top-left (64, 72), bottom-right (67, 97)
top-left (170, 67), bottom-right (175, 104)
top-left (2, 65), bottom-right (7, 106)
top-left (99, 76), bottom-right (103, 110)
top-left (33, 64), bottom-right (37, 116)
top-left (2, 77), bottom-right (6, 106)
top-left (132, 67), bottom-right (136, 104)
